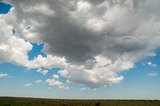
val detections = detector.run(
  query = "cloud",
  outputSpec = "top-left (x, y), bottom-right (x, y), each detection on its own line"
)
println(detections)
top-left (52, 74), bottom-right (59, 79)
top-left (1, 0), bottom-right (160, 88)
top-left (148, 72), bottom-right (158, 77)
top-left (25, 83), bottom-right (32, 87)
top-left (0, 9), bottom-right (33, 66)
top-left (26, 55), bottom-right (67, 68)
top-left (45, 78), bottom-right (68, 89)
top-left (40, 70), bottom-right (48, 75)
top-left (57, 56), bottom-right (126, 88)
top-left (45, 79), bottom-right (63, 86)
top-left (0, 73), bottom-right (8, 78)
top-left (58, 69), bottom-right (68, 78)
top-left (35, 80), bottom-right (42, 83)
top-left (146, 62), bottom-right (157, 67)
top-left (0, 8), bottom-right (67, 69)
top-left (37, 68), bottom-right (48, 75)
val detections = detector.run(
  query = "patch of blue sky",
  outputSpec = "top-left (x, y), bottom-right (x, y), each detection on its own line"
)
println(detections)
top-left (28, 43), bottom-right (47, 60)
top-left (0, 1), bottom-right (12, 14)
top-left (0, 63), bottom-right (64, 96)
top-left (117, 48), bottom-right (160, 99)
top-left (12, 28), bottom-right (16, 35)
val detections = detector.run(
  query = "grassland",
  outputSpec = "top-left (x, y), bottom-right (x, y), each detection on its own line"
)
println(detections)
top-left (0, 97), bottom-right (160, 106)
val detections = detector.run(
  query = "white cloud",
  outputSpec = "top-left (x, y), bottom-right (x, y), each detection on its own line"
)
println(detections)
top-left (148, 72), bottom-right (158, 77)
top-left (66, 79), bottom-right (71, 84)
top-left (25, 83), bottom-right (32, 87)
top-left (35, 80), bottom-right (42, 83)
top-left (45, 79), bottom-right (62, 86)
top-left (57, 55), bottom-right (126, 88)
top-left (25, 55), bottom-right (68, 69)
top-left (58, 69), bottom-right (68, 78)
top-left (1, 0), bottom-right (160, 88)
top-left (59, 86), bottom-right (69, 90)
top-left (37, 69), bottom-right (48, 75)
top-left (52, 74), bottom-right (59, 79)
top-left (41, 70), bottom-right (48, 75)
top-left (0, 73), bottom-right (8, 78)
top-left (0, 9), bottom-right (33, 66)
top-left (146, 62), bottom-right (157, 67)
top-left (36, 68), bottom-right (42, 72)
top-left (45, 78), bottom-right (68, 89)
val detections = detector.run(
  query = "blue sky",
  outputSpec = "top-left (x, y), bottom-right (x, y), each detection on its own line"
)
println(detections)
top-left (0, 1), bottom-right (12, 14)
top-left (0, 0), bottom-right (160, 99)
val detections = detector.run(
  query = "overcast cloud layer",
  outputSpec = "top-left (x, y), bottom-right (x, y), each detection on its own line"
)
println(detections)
top-left (1, 0), bottom-right (160, 88)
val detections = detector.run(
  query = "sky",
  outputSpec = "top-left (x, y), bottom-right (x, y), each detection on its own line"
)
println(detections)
top-left (0, 0), bottom-right (160, 99)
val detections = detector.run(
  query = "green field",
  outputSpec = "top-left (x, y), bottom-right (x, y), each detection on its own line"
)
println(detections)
top-left (0, 97), bottom-right (160, 106)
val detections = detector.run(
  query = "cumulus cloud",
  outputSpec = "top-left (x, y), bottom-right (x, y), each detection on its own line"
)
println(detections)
top-left (1, 0), bottom-right (160, 88)
top-left (37, 68), bottom-right (48, 75)
top-left (45, 79), bottom-right (62, 86)
top-left (0, 9), bottom-right (67, 69)
top-left (58, 69), bottom-right (68, 78)
top-left (146, 62), bottom-right (157, 67)
top-left (35, 80), bottom-right (42, 83)
top-left (45, 78), bottom-right (68, 89)
top-left (58, 55), bottom-right (125, 88)
top-left (52, 74), bottom-right (59, 79)
top-left (148, 72), bottom-right (158, 77)
top-left (0, 73), bottom-right (8, 78)
top-left (0, 11), bottom-right (33, 65)
top-left (41, 70), bottom-right (48, 75)
top-left (25, 83), bottom-right (32, 87)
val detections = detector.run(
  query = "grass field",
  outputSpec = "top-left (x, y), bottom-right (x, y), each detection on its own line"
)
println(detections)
top-left (0, 97), bottom-right (160, 106)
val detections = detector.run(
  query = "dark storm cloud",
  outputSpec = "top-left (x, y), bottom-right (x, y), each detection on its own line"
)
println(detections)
top-left (7, 0), bottom-right (156, 64)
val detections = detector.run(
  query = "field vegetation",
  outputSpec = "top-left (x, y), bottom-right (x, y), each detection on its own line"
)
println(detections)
top-left (0, 97), bottom-right (160, 106)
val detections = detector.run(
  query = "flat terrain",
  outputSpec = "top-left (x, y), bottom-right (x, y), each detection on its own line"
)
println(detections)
top-left (0, 97), bottom-right (160, 106)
